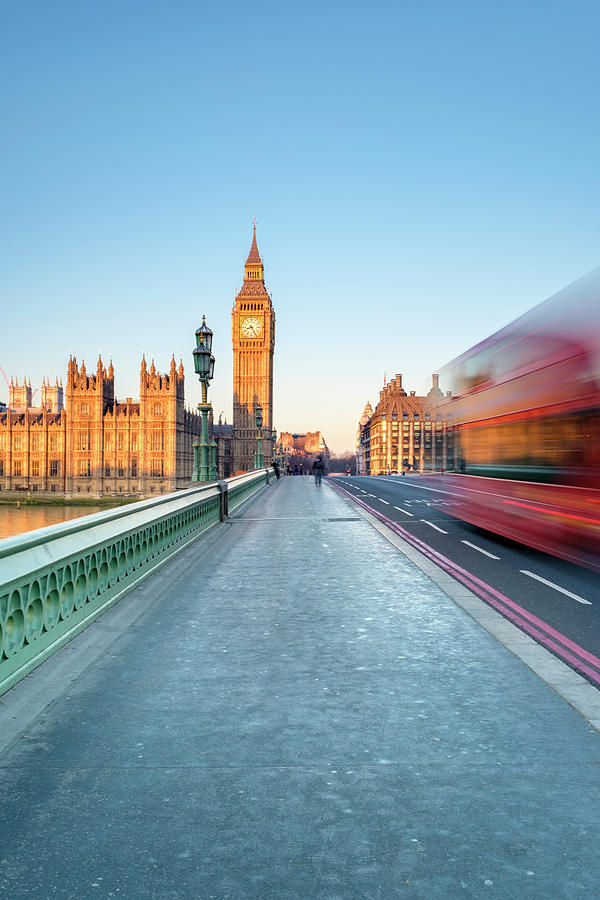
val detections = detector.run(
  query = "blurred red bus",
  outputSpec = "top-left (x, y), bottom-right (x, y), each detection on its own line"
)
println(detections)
top-left (430, 266), bottom-right (600, 572)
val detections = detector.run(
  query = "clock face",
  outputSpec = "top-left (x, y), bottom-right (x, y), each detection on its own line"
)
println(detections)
top-left (240, 316), bottom-right (263, 338)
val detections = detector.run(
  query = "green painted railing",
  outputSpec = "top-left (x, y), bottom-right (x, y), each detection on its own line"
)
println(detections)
top-left (0, 468), bottom-right (275, 696)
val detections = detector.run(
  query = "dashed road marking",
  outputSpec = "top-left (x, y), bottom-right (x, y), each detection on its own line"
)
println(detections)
top-left (421, 520), bottom-right (448, 534)
top-left (394, 506), bottom-right (414, 517)
top-left (461, 540), bottom-right (500, 560)
top-left (379, 499), bottom-right (390, 505)
top-left (520, 570), bottom-right (591, 605)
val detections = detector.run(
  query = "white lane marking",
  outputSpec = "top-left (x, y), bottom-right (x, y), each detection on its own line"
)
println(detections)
top-left (367, 493), bottom-right (376, 497)
top-left (377, 478), bottom-right (456, 496)
top-left (421, 520), bottom-right (448, 534)
top-left (520, 571), bottom-right (592, 605)
top-left (461, 540), bottom-right (500, 560)
top-left (394, 506), bottom-right (414, 517)
top-left (379, 499), bottom-right (390, 505)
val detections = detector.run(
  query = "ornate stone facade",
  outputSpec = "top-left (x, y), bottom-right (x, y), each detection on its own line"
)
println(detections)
top-left (0, 225), bottom-right (278, 494)
top-left (357, 374), bottom-right (452, 475)
top-left (0, 356), bottom-right (202, 497)
top-left (40, 378), bottom-right (64, 413)
top-left (275, 431), bottom-right (330, 474)
top-left (231, 226), bottom-right (275, 472)
top-left (8, 378), bottom-right (33, 411)
top-left (356, 402), bottom-right (373, 476)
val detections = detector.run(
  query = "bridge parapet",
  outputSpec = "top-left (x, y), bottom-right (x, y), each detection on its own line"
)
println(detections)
top-left (0, 468), bottom-right (275, 696)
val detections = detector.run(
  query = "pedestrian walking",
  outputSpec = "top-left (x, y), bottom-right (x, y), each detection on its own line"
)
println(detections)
top-left (313, 455), bottom-right (325, 486)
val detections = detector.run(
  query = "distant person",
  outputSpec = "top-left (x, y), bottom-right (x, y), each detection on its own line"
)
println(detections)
top-left (346, 466), bottom-right (351, 476)
top-left (272, 460), bottom-right (280, 479)
top-left (313, 455), bottom-right (325, 486)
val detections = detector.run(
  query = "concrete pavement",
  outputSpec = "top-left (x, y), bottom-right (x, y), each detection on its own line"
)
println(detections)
top-left (1, 475), bottom-right (599, 899)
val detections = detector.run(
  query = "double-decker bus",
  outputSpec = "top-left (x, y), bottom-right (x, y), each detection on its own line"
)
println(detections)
top-left (431, 266), bottom-right (600, 572)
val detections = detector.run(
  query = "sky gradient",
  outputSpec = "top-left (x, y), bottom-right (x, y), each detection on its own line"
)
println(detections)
top-left (2, 0), bottom-right (599, 452)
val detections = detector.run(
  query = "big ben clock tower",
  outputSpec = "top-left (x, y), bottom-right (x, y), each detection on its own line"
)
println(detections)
top-left (232, 224), bottom-right (275, 472)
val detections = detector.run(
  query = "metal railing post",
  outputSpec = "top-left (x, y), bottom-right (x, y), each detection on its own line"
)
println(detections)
top-left (218, 481), bottom-right (229, 521)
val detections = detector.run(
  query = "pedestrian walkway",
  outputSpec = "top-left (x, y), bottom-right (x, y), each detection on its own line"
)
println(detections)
top-left (1, 476), bottom-right (599, 899)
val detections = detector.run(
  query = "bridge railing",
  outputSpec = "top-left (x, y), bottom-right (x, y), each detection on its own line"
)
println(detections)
top-left (0, 468), bottom-right (276, 696)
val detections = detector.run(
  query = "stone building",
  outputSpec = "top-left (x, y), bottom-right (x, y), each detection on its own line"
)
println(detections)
top-left (213, 420), bottom-right (234, 479)
top-left (276, 431), bottom-right (330, 474)
top-left (8, 378), bottom-right (33, 411)
top-left (231, 225), bottom-right (275, 472)
top-left (40, 377), bottom-right (64, 413)
top-left (8, 376), bottom-right (64, 414)
top-left (0, 224), bottom-right (278, 495)
top-left (0, 356), bottom-right (203, 497)
top-left (357, 374), bottom-right (452, 475)
top-left (356, 402), bottom-right (373, 476)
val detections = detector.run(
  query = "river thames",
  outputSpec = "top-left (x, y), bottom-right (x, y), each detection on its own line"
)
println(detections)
top-left (0, 505), bottom-right (115, 540)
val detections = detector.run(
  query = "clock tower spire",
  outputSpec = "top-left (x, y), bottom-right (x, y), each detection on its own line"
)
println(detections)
top-left (244, 219), bottom-right (264, 282)
top-left (232, 223), bottom-right (276, 472)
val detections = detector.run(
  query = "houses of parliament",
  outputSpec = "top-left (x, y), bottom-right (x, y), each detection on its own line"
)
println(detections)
top-left (0, 229), bottom-right (275, 497)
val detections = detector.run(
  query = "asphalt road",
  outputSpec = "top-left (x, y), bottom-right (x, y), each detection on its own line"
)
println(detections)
top-left (329, 473), bottom-right (600, 683)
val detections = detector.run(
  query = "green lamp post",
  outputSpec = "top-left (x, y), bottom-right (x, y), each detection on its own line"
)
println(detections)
top-left (254, 403), bottom-right (264, 469)
top-left (192, 316), bottom-right (217, 482)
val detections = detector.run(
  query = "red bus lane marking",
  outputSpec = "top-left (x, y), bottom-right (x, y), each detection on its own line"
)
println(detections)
top-left (331, 481), bottom-right (600, 685)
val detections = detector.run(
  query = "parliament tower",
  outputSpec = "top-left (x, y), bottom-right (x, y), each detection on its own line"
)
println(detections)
top-left (232, 225), bottom-right (275, 472)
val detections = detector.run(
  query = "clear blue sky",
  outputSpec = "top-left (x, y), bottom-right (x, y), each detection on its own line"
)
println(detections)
top-left (2, 0), bottom-right (599, 453)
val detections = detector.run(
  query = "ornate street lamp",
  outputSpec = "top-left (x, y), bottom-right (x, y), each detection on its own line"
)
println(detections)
top-left (192, 316), bottom-right (218, 482)
top-left (254, 403), bottom-right (264, 469)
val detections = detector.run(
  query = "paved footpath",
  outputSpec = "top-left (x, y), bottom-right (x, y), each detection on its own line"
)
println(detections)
top-left (1, 477), bottom-right (600, 899)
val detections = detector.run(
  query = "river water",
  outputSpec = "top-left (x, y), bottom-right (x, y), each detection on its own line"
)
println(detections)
top-left (0, 505), bottom-right (110, 540)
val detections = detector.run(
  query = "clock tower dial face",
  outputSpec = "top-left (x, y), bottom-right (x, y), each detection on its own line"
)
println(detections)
top-left (240, 316), bottom-right (263, 338)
